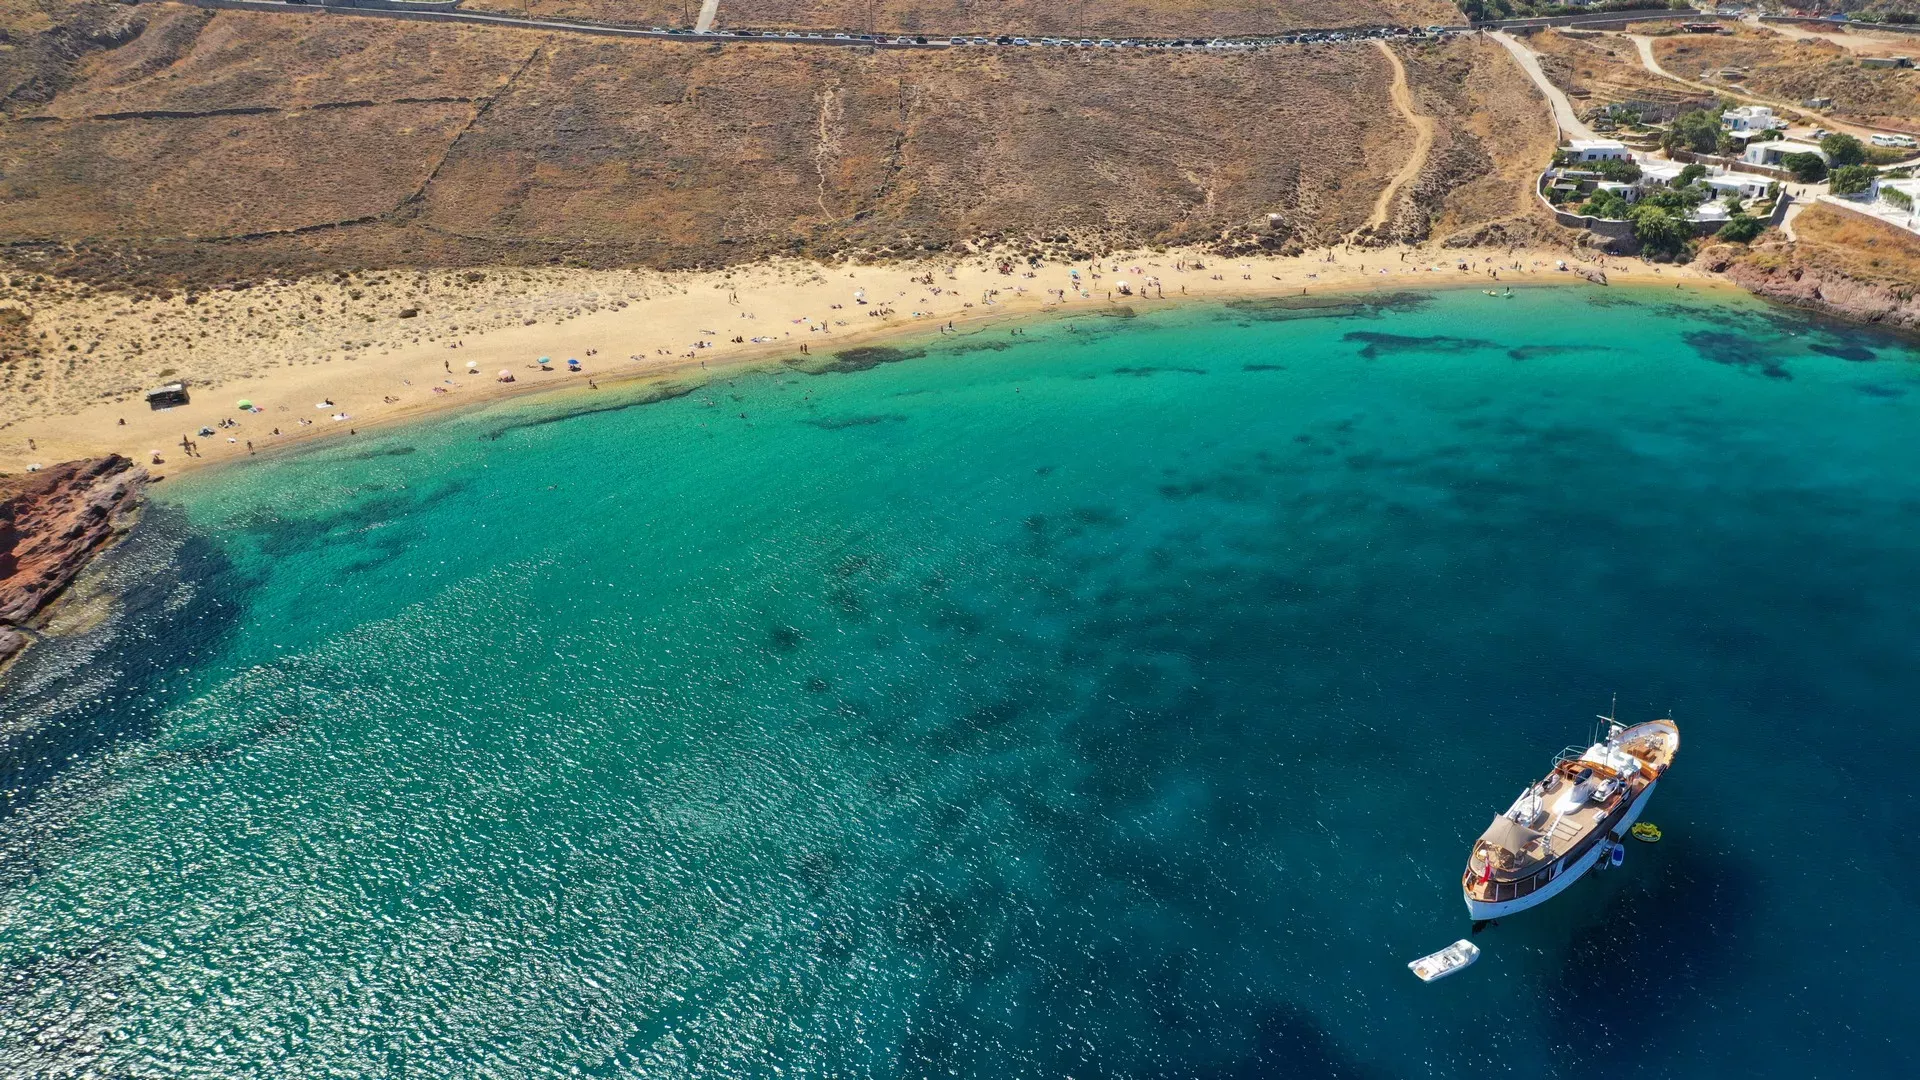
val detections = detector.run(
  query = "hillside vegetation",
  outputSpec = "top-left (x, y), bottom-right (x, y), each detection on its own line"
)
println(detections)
top-left (0, 6), bottom-right (1553, 287)
top-left (457, 0), bottom-right (1469, 35)
top-left (1652, 28), bottom-right (1920, 133)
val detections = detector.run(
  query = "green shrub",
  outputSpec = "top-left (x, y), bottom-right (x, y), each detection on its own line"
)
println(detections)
top-left (1829, 164), bottom-right (1878, 195)
top-left (1884, 186), bottom-right (1914, 211)
top-left (1717, 214), bottom-right (1765, 244)
top-left (1579, 190), bottom-right (1632, 219)
top-left (1662, 108), bottom-right (1727, 155)
top-left (1590, 158), bottom-right (1644, 183)
top-left (1821, 134), bottom-right (1867, 167)
top-left (1630, 204), bottom-right (1691, 259)
top-left (1782, 152), bottom-right (1829, 183)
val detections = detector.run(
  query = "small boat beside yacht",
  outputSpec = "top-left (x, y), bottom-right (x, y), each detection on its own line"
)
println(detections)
top-left (1462, 713), bottom-right (1680, 920)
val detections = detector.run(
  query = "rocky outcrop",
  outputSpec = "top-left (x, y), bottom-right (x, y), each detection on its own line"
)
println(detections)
top-left (1702, 240), bottom-right (1920, 329)
top-left (0, 455), bottom-right (146, 667)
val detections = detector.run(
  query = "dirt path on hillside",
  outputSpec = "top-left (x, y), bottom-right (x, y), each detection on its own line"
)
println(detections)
top-left (1362, 40), bottom-right (1435, 234)
top-left (1627, 33), bottom-right (1895, 140)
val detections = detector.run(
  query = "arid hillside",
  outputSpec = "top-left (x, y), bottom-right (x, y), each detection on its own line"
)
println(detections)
top-left (1525, 28), bottom-right (1711, 120)
top-left (1651, 27), bottom-right (1920, 132)
top-left (457, 0), bottom-right (1467, 35)
top-left (0, 5), bottom-right (1553, 288)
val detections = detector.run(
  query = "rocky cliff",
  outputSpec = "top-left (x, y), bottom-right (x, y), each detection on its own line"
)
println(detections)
top-left (0, 455), bottom-right (146, 667)
top-left (1705, 242), bottom-right (1920, 329)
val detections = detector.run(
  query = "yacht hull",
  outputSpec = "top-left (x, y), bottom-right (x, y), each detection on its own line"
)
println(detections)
top-left (1463, 779), bottom-right (1657, 920)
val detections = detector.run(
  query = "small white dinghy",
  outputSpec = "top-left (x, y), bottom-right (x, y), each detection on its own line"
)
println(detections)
top-left (1408, 939), bottom-right (1480, 983)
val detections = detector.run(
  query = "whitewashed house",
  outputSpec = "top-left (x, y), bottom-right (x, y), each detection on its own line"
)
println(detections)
top-left (1721, 106), bottom-right (1784, 135)
top-left (1636, 159), bottom-right (1690, 189)
top-left (1743, 140), bottom-right (1827, 169)
top-left (1565, 139), bottom-right (1630, 162)
top-left (1704, 173), bottom-right (1772, 201)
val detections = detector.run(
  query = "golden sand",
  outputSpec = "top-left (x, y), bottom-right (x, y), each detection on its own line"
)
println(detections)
top-left (0, 245), bottom-right (1718, 476)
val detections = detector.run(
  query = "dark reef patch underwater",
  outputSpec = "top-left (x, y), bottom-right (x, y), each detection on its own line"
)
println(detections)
top-left (3, 286), bottom-right (1917, 1077)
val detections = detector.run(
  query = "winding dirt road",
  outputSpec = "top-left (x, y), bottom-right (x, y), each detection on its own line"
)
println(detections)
top-left (1362, 40), bottom-right (1436, 234)
top-left (1626, 33), bottom-right (1897, 141)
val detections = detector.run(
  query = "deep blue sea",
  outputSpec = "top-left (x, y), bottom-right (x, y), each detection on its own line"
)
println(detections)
top-left (2, 285), bottom-right (1916, 1077)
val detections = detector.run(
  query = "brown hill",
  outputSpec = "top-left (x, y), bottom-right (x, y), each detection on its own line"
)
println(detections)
top-left (1, 6), bottom-right (1547, 289)
top-left (459, 0), bottom-right (1466, 35)
top-left (1652, 27), bottom-right (1920, 133)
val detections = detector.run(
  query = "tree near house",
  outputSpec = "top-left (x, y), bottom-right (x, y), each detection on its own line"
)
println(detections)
top-left (1819, 133), bottom-right (1867, 167)
top-left (1661, 108), bottom-right (1726, 155)
top-left (1717, 214), bottom-right (1765, 244)
top-left (1829, 164), bottom-right (1879, 195)
top-left (1782, 152), bottom-right (1829, 183)
top-left (1589, 158), bottom-right (1644, 183)
top-left (1629, 204), bottom-right (1691, 259)
top-left (1579, 189), bottom-right (1632, 220)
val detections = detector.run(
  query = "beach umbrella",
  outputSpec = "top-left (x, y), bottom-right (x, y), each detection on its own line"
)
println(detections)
top-left (467, 360), bottom-right (480, 369)
top-left (539, 356), bottom-right (551, 363)
top-left (236, 399), bottom-right (253, 410)
top-left (498, 369), bottom-right (513, 378)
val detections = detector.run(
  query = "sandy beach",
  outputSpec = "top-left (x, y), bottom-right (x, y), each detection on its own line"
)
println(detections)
top-left (0, 244), bottom-right (1720, 476)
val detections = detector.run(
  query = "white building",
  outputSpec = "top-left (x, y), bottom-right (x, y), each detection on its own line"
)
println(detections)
top-left (1636, 159), bottom-right (1690, 187)
top-left (1565, 139), bottom-right (1630, 162)
top-left (1704, 173), bottom-right (1772, 201)
top-left (1873, 176), bottom-right (1920, 208)
top-left (1595, 180), bottom-right (1640, 204)
top-left (1744, 140), bottom-right (1827, 169)
top-left (1721, 106), bottom-right (1784, 135)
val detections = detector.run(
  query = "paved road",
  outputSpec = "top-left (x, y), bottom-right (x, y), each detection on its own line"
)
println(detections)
top-left (1489, 30), bottom-right (1597, 142)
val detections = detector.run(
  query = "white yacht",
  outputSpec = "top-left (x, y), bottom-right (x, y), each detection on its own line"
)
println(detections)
top-left (1463, 714), bottom-right (1679, 919)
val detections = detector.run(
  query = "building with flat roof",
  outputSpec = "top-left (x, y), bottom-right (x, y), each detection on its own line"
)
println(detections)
top-left (1565, 139), bottom-right (1630, 162)
top-left (1744, 140), bottom-right (1826, 169)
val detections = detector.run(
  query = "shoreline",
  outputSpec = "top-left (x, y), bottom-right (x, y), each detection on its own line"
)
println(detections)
top-left (1, 244), bottom-right (1726, 478)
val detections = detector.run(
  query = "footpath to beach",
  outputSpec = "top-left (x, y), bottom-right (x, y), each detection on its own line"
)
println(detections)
top-left (1, 244), bottom-right (1716, 476)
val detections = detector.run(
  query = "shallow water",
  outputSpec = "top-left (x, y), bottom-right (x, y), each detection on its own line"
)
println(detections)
top-left (3, 285), bottom-right (1916, 1077)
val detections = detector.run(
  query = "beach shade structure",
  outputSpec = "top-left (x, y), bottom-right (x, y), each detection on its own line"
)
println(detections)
top-left (467, 360), bottom-right (480, 370)
top-left (498, 369), bottom-right (513, 378)
top-left (567, 358), bottom-right (581, 369)
top-left (539, 357), bottom-right (551, 364)
top-left (236, 399), bottom-right (253, 410)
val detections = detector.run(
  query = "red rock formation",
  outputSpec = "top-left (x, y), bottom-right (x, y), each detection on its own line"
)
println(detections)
top-left (1700, 241), bottom-right (1920, 329)
top-left (0, 455), bottom-right (146, 667)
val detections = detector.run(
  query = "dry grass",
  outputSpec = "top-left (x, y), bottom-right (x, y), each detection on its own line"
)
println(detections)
top-left (415, 40), bottom-right (1404, 256)
top-left (0, 103), bottom-right (476, 239)
top-left (1398, 35), bottom-right (1557, 242)
top-left (1524, 28), bottom-right (1710, 118)
top-left (459, 0), bottom-right (1467, 34)
top-left (0, 7), bottom-right (1553, 286)
top-left (712, 0), bottom-right (1465, 36)
top-left (1788, 202), bottom-right (1920, 288)
top-left (458, 0), bottom-right (695, 27)
top-left (34, 7), bottom-right (536, 116)
top-left (1652, 28), bottom-right (1920, 132)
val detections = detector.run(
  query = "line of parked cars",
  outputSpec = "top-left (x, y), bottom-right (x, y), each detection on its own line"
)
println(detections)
top-left (641, 26), bottom-right (1464, 48)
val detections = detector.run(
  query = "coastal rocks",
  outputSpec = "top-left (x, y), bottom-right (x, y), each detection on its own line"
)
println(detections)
top-left (1705, 242), bottom-right (1920, 330)
top-left (0, 455), bottom-right (146, 667)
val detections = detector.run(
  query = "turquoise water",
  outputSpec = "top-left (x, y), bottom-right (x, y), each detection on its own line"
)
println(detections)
top-left (3, 285), bottom-right (1917, 1076)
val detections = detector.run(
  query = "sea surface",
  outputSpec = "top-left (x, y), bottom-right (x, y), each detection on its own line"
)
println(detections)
top-left (2, 285), bottom-right (1916, 1077)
